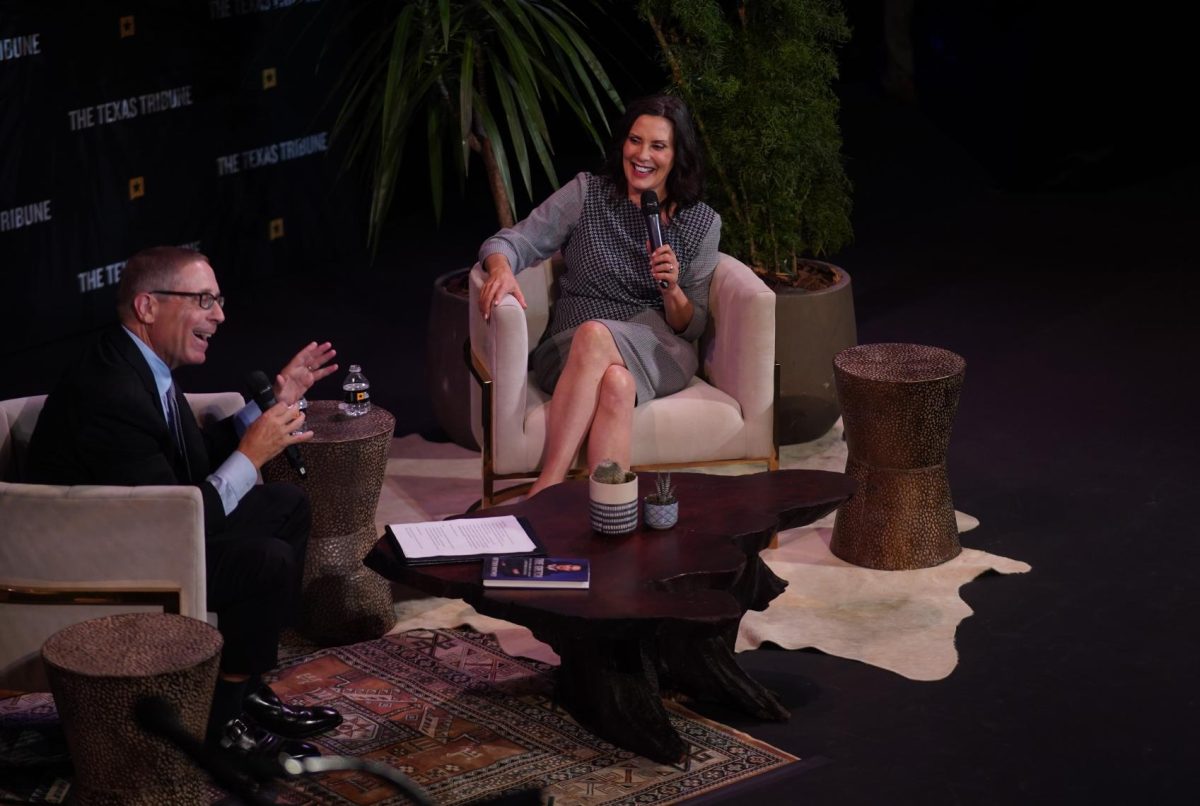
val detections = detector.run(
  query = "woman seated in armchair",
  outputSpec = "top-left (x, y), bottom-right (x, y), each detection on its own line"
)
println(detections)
top-left (477, 95), bottom-right (720, 497)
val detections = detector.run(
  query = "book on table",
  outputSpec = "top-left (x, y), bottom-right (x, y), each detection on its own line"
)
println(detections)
top-left (482, 557), bottom-right (591, 589)
top-left (386, 515), bottom-right (544, 566)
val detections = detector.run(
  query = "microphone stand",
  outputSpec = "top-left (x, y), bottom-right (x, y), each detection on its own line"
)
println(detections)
top-left (281, 756), bottom-right (435, 805)
top-left (138, 697), bottom-right (536, 806)
top-left (281, 757), bottom-right (542, 805)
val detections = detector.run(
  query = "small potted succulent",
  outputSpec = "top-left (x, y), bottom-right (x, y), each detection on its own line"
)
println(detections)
top-left (643, 473), bottom-right (679, 530)
top-left (589, 459), bottom-right (639, 535)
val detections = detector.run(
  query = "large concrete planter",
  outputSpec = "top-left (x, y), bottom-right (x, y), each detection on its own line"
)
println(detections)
top-left (775, 261), bottom-right (856, 444)
top-left (426, 267), bottom-right (479, 450)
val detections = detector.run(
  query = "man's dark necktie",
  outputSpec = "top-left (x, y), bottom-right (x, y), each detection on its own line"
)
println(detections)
top-left (165, 382), bottom-right (192, 481)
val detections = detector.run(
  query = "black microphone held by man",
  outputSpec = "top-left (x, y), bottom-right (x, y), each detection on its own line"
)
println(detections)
top-left (246, 369), bottom-right (307, 477)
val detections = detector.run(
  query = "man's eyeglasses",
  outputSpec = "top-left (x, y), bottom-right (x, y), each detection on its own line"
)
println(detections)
top-left (151, 290), bottom-right (225, 310)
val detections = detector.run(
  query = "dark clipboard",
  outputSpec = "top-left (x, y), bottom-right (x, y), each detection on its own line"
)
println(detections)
top-left (383, 516), bottom-right (545, 566)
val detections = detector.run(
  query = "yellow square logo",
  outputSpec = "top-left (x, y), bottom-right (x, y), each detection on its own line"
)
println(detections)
top-left (129, 176), bottom-right (145, 200)
top-left (269, 218), bottom-right (284, 240)
top-left (262, 68), bottom-right (277, 90)
top-left (119, 16), bottom-right (135, 38)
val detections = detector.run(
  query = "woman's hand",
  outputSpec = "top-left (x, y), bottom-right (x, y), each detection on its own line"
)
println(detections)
top-left (480, 255), bottom-right (527, 320)
top-left (649, 243), bottom-right (681, 292)
top-left (650, 243), bottom-right (693, 331)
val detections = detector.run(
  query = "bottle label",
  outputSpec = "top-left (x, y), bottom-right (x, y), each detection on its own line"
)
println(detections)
top-left (345, 389), bottom-right (370, 405)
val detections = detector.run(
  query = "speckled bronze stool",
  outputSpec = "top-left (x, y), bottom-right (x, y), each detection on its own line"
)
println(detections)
top-left (830, 343), bottom-right (966, 570)
top-left (41, 613), bottom-right (222, 805)
top-left (264, 400), bottom-right (397, 645)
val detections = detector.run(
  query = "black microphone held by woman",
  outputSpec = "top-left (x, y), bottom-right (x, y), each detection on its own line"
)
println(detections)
top-left (641, 190), bottom-right (670, 288)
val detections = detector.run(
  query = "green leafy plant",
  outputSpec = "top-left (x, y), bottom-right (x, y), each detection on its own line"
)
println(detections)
top-left (637, 0), bottom-right (853, 281)
top-left (333, 0), bottom-right (623, 251)
top-left (645, 472), bottom-right (676, 504)
top-left (592, 459), bottom-right (636, 484)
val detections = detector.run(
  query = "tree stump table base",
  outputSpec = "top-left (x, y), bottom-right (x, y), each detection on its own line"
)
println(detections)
top-left (366, 470), bottom-right (854, 763)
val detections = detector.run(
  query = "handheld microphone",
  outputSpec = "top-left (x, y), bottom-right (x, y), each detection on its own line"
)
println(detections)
top-left (641, 190), bottom-right (670, 289)
top-left (246, 370), bottom-right (307, 477)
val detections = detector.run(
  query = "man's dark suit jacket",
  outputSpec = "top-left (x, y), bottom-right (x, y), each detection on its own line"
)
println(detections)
top-left (28, 325), bottom-right (242, 536)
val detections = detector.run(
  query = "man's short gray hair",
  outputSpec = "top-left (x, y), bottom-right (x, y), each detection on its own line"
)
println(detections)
top-left (117, 246), bottom-right (210, 312)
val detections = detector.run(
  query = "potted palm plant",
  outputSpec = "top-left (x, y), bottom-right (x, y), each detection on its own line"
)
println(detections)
top-left (332, 0), bottom-right (622, 447)
top-left (639, 0), bottom-right (857, 443)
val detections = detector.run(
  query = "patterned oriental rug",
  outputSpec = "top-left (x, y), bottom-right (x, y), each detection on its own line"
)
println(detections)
top-left (264, 629), bottom-right (806, 805)
top-left (0, 630), bottom-right (808, 806)
top-left (377, 421), bottom-right (1032, 682)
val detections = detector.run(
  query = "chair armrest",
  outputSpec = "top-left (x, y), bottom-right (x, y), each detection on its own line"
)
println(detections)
top-left (0, 395), bottom-right (47, 481)
top-left (702, 254), bottom-right (777, 457)
top-left (469, 264), bottom-right (531, 449)
top-left (0, 482), bottom-right (207, 617)
top-left (186, 391), bottom-right (246, 425)
top-left (1, 481), bottom-right (208, 690)
top-left (469, 260), bottom-right (561, 452)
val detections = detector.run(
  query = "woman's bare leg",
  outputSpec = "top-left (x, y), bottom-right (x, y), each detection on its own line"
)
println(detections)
top-left (586, 365), bottom-right (636, 472)
top-left (529, 322), bottom-right (625, 497)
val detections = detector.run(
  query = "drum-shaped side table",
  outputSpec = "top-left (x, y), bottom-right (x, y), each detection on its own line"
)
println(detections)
top-left (830, 343), bottom-right (966, 570)
top-left (42, 613), bottom-right (222, 806)
top-left (264, 400), bottom-right (396, 645)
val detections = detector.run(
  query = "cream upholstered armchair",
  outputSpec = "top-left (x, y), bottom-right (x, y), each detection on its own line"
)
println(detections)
top-left (467, 252), bottom-right (778, 506)
top-left (0, 391), bottom-right (243, 690)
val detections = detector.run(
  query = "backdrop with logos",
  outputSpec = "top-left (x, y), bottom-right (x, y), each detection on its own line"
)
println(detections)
top-left (0, 0), bottom-right (361, 355)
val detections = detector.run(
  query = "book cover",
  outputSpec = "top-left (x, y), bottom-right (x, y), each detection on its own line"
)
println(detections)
top-left (482, 556), bottom-right (590, 589)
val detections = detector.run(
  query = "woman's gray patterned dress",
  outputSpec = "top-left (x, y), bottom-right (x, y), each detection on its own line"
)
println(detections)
top-left (478, 172), bottom-right (720, 404)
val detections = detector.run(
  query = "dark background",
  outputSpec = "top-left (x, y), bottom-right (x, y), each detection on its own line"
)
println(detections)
top-left (3, 2), bottom-right (1197, 802)
top-left (2, 2), bottom-right (1193, 431)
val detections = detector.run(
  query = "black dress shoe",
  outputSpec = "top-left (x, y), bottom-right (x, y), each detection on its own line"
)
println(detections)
top-left (243, 685), bottom-right (342, 739)
top-left (220, 717), bottom-right (321, 762)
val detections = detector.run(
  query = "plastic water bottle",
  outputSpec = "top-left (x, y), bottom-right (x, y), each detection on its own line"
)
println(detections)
top-left (341, 364), bottom-right (370, 417)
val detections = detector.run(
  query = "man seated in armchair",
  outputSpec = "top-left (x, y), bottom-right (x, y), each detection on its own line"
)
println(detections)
top-left (27, 246), bottom-right (342, 762)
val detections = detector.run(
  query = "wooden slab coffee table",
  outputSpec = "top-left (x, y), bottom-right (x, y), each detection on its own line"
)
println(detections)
top-left (365, 469), bottom-right (854, 763)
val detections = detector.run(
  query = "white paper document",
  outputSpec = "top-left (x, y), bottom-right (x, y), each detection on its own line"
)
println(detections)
top-left (389, 515), bottom-right (536, 560)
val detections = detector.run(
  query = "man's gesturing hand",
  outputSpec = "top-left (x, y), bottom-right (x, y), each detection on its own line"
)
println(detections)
top-left (238, 401), bottom-right (312, 469)
top-left (274, 341), bottom-right (338, 405)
